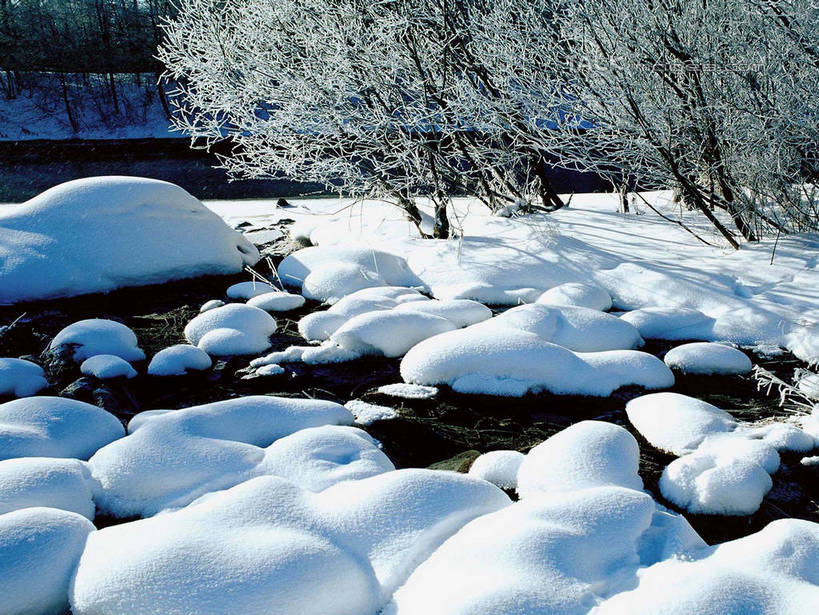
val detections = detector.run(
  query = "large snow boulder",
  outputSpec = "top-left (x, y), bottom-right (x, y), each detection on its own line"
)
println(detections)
top-left (536, 282), bottom-right (612, 311)
top-left (89, 395), bottom-right (358, 517)
top-left (0, 176), bottom-right (259, 304)
top-left (0, 357), bottom-right (48, 397)
top-left (0, 396), bottom-right (125, 461)
top-left (0, 507), bottom-right (95, 615)
top-left (663, 342), bottom-right (753, 375)
top-left (70, 470), bottom-right (510, 615)
top-left (0, 457), bottom-right (96, 519)
top-left (329, 310), bottom-right (457, 358)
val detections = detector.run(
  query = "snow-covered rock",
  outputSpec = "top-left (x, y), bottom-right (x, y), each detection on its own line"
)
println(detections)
top-left (377, 383), bottom-right (439, 399)
top-left (303, 262), bottom-right (387, 303)
top-left (226, 280), bottom-right (278, 299)
top-left (536, 282), bottom-right (612, 311)
top-left (664, 342), bottom-right (753, 375)
top-left (70, 470), bottom-right (510, 615)
top-left (0, 457), bottom-right (96, 519)
top-left (299, 286), bottom-right (426, 341)
top-left (80, 354), bottom-right (137, 380)
top-left (250, 346), bottom-right (311, 367)
top-left (468, 450), bottom-right (525, 490)
top-left (0, 396), bottom-right (125, 461)
top-left (49, 318), bottom-right (145, 362)
top-left (247, 291), bottom-right (306, 312)
top-left (147, 344), bottom-right (212, 376)
top-left (626, 392), bottom-right (738, 455)
top-left (199, 299), bottom-right (224, 312)
top-left (0, 176), bottom-right (259, 304)
top-left (595, 519), bottom-right (819, 614)
top-left (279, 244), bottom-right (420, 291)
top-left (184, 303), bottom-right (276, 356)
top-left (660, 450), bottom-right (773, 516)
top-left (346, 400), bottom-right (399, 425)
top-left (392, 299), bottom-right (492, 328)
top-left (491, 303), bottom-right (644, 352)
top-left (89, 395), bottom-right (356, 517)
top-left (620, 307), bottom-right (715, 341)
top-left (517, 421), bottom-right (643, 498)
top-left (329, 310), bottom-right (457, 358)
top-left (401, 327), bottom-right (671, 397)
top-left (385, 486), bottom-right (705, 615)
top-left (0, 357), bottom-right (48, 397)
top-left (1, 507), bottom-right (95, 615)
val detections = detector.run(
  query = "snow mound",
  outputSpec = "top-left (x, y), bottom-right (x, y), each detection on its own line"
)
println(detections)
top-left (536, 282), bottom-right (612, 311)
top-left (392, 299), bottom-right (493, 328)
top-left (247, 291), bottom-right (306, 312)
top-left (252, 363), bottom-right (286, 377)
top-left (626, 392), bottom-right (738, 455)
top-left (620, 307), bottom-right (715, 341)
top-left (401, 327), bottom-right (671, 397)
top-left (0, 357), bottom-right (48, 397)
top-left (595, 519), bottom-right (819, 614)
top-left (250, 346), bottom-right (311, 367)
top-left (0, 457), bottom-right (96, 519)
top-left (660, 450), bottom-right (773, 515)
top-left (200, 299), bottom-right (224, 312)
top-left (468, 450), bottom-right (525, 490)
top-left (226, 280), bottom-right (278, 299)
top-left (49, 318), bottom-right (145, 362)
top-left (0, 176), bottom-right (259, 304)
top-left (80, 354), bottom-right (137, 380)
top-left (147, 344), bottom-right (212, 376)
top-left (0, 396), bottom-right (125, 461)
top-left (385, 486), bottom-right (705, 615)
top-left (88, 395), bottom-right (356, 517)
top-left (664, 342), bottom-right (753, 375)
top-left (298, 286), bottom-right (426, 341)
top-left (329, 310), bottom-right (457, 358)
top-left (184, 303), bottom-right (276, 356)
top-left (346, 400), bottom-right (399, 425)
top-left (517, 421), bottom-right (643, 498)
top-left (303, 262), bottom-right (387, 303)
top-left (491, 303), bottom-right (644, 352)
top-left (377, 383), bottom-right (439, 399)
top-left (279, 244), bottom-right (420, 291)
top-left (70, 470), bottom-right (509, 615)
top-left (1, 507), bottom-right (95, 615)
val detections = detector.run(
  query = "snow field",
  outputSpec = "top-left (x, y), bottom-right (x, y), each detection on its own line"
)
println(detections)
top-left (0, 177), bottom-right (259, 304)
top-left (0, 358), bottom-right (48, 397)
top-left (0, 396), bottom-right (125, 461)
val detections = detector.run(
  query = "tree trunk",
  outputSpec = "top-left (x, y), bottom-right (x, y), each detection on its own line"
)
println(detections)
top-left (60, 73), bottom-right (79, 133)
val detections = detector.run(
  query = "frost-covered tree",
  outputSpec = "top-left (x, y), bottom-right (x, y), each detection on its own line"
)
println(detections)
top-left (510, 0), bottom-right (819, 247)
top-left (159, 0), bottom-right (571, 238)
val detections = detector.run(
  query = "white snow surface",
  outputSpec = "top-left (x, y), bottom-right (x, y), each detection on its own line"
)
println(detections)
top-left (80, 354), bottom-right (137, 380)
top-left (184, 303), bottom-right (276, 356)
top-left (49, 318), bottom-right (145, 362)
top-left (377, 383), bottom-right (439, 399)
top-left (517, 421), bottom-right (643, 498)
top-left (208, 194), bottom-right (819, 363)
top-left (346, 400), bottom-right (399, 425)
top-left (392, 299), bottom-right (493, 327)
top-left (247, 291), bottom-right (306, 312)
top-left (0, 176), bottom-right (259, 304)
top-left (0, 457), bottom-right (96, 519)
top-left (330, 310), bottom-right (457, 358)
top-left (1, 507), bottom-right (95, 615)
top-left (663, 342), bottom-right (753, 375)
top-left (226, 280), bottom-right (279, 299)
top-left (199, 299), bottom-right (224, 312)
top-left (0, 396), bottom-right (125, 461)
top-left (147, 344), bottom-right (212, 376)
top-left (88, 395), bottom-right (357, 517)
top-left (468, 450), bottom-right (525, 490)
top-left (536, 282), bottom-right (613, 311)
top-left (70, 470), bottom-right (510, 615)
top-left (0, 358), bottom-right (48, 397)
